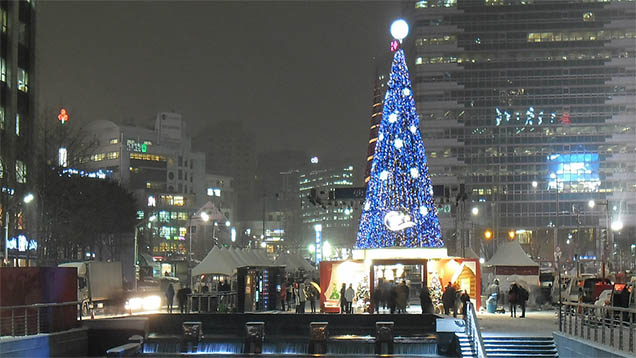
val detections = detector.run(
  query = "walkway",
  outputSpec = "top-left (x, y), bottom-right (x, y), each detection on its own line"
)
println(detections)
top-left (477, 308), bottom-right (558, 337)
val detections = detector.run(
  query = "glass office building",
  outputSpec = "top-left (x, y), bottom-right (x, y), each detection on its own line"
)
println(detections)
top-left (411, 0), bottom-right (635, 268)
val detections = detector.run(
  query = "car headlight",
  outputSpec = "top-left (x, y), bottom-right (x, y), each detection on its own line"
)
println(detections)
top-left (142, 295), bottom-right (162, 311)
top-left (126, 297), bottom-right (143, 310)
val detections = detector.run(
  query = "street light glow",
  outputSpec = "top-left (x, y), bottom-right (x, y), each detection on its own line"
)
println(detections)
top-left (588, 200), bottom-right (596, 208)
top-left (471, 207), bottom-right (479, 216)
top-left (531, 180), bottom-right (538, 188)
top-left (484, 229), bottom-right (493, 240)
top-left (23, 193), bottom-right (34, 204)
top-left (200, 212), bottom-right (209, 222)
top-left (225, 220), bottom-right (231, 227)
top-left (611, 220), bottom-right (623, 232)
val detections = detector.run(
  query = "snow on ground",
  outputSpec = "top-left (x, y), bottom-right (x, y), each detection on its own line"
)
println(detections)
top-left (476, 308), bottom-right (559, 337)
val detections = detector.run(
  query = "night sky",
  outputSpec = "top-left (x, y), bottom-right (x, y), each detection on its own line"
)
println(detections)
top-left (37, 1), bottom-right (403, 163)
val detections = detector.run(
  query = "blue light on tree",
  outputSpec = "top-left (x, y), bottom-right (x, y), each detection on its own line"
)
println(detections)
top-left (355, 45), bottom-right (443, 249)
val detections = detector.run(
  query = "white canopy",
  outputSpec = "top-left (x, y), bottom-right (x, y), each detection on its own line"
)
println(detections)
top-left (192, 246), bottom-right (236, 276)
top-left (273, 252), bottom-right (316, 272)
top-left (484, 240), bottom-right (539, 267)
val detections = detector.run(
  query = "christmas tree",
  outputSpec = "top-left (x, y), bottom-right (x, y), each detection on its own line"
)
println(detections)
top-left (430, 273), bottom-right (443, 309)
top-left (355, 20), bottom-right (443, 249)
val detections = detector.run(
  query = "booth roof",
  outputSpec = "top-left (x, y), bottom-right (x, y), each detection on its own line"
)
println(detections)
top-left (192, 246), bottom-right (236, 276)
top-left (273, 252), bottom-right (315, 272)
top-left (464, 247), bottom-right (480, 259)
top-left (484, 240), bottom-right (539, 267)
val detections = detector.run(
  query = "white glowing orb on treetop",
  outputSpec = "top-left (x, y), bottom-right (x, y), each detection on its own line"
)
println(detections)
top-left (384, 210), bottom-right (416, 231)
top-left (390, 19), bottom-right (409, 41)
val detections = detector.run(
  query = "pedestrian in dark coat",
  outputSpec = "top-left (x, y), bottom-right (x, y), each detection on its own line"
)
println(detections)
top-left (442, 282), bottom-right (456, 317)
top-left (419, 284), bottom-right (434, 314)
top-left (340, 283), bottom-right (347, 314)
top-left (166, 283), bottom-right (175, 313)
top-left (373, 284), bottom-right (382, 314)
top-left (460, 290), bottom-right (470, 317)
top-left (177, 286), bottom-right (192, 314)
top-left (508, 283), bottom-right (519, 318)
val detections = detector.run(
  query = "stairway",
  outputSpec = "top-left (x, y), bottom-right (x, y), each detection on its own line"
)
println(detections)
top-left (458, 334), bottom-right (558, 357)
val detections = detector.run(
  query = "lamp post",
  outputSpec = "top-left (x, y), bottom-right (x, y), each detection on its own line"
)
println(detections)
top-left (549, 173), bottom-right (562, 330)
top-left (3, 193), bottom-right (34, 267)
top-left (133, 214), bottom-right (156, 291)
top-left (587, 200), bottom-right (622, 278)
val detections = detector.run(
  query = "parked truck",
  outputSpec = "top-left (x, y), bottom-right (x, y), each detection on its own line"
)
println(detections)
top-left (59, 261), bottom-right (125, 315)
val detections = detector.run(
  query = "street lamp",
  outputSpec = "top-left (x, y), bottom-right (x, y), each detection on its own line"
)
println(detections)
top-left (133, 214), bottom-right (156, 291)
top-left (4, 192), bottom-right (34, 267)
top-left (587, 199), bottom-right (621, 278)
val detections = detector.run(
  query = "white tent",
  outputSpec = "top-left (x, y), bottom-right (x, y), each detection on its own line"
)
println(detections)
top-left (485, 240), bottom-right (539, 267)
top-left (484, 240), bottom-right (540, 290)
top-left (192, 246), bottom-right (236, 276)
top-left (227, 247), bottom-right (251, 267)
top-left (273, 252), bottom-right (315, 272)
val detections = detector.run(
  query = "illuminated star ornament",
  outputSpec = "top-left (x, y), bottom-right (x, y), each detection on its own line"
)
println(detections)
top-left (355, 19), bottom-right (443, 249)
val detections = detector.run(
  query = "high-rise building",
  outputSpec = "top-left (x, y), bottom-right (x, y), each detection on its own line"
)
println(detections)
top-left (299, 161), bottom-right (358, 256)
top-left (364, 74), bottom-right (386, 185)
top-left (411, 0), bottom-right (636, 266)
top-left (80, 113), bottom-right (208, 262)
top-left (1, 0), bottom-right (37, 266)
top-left (193, 120), bottom-right (257, 220)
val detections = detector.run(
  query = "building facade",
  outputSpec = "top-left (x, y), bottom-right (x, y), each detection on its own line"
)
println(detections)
top-left (411, 0), bottom-right (636, 268)
top-left (0, 0), bottom-right (37, 266)
top-left (80, 113), bottom-right (208, 262)
top-left (299, 161), bottom-right (358, 258)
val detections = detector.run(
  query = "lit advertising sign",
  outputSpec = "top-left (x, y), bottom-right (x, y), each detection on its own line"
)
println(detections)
top-left (126, 140), bottom-right (148, 153)
top-left (547, 153), bottom-right (600, 191)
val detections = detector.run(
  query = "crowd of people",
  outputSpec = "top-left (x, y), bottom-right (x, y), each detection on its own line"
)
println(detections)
top-left (372, 279), bottom-right (412, 313)
top-left (279, 279), bottom-right (320, 313)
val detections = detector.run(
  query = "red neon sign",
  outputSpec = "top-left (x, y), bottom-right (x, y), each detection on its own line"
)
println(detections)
top-left (58, 108), bottom-right (69, 124)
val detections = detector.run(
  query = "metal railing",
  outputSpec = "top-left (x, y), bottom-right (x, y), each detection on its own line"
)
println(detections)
top-left (0, 301), bottom-right (80, 337)
top-left (560, 301), bottom-right (635, 353)
top-left (187, 291), bottom-right (237, 313)
top-left (464, 301), bottom-right (487, 358)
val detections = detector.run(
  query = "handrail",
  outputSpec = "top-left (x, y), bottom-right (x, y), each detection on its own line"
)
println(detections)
top-left (464, 301), bottom-right (487, 358)
top-left (0, 300), bottom-right (81, 337)
top-left (560, 301), bottom-right (635, 353)
top-left (0, 301), bottom-right (81, 310)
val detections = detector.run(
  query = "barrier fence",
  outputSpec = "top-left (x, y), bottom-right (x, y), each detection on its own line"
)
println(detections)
top-left (560, 301), bottom-right (635, 353)
top-left (187, 291), bottom-right (237, 313)
top-left (0, 301), bottom-right (80, 337)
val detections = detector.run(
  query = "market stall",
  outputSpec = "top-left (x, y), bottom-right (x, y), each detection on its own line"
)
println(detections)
top-left (320, 248), bottom-right (481, 313)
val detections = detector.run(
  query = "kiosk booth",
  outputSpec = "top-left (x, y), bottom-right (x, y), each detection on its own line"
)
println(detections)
top-left (237, 265), bottom-right (285, 312)
top-left (320, 248), bottom-right (481, 313)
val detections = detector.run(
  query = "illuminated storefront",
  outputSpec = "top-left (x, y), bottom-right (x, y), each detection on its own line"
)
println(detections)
top-left (320, 248), bottom-right (481, 313)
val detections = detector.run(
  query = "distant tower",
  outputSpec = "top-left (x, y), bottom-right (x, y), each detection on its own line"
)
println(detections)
top-left (364, 72), bottom-right (386, 185)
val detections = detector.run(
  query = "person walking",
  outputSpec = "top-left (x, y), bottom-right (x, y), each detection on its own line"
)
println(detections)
top-left (508, 283), bottom-right (519, 318)
top-left (165, 283), bottom-right (175, 313)
top-left (293, 283), bottom-right (301, 313)
top-left (419, 284), bottom-right (433, 314)
top-left (345, 283), bottom-right (355, 314)
top-left (460, 290), bottom-right (471, 317)
top-left (308, 283), bottom-right (317, 313)
top-left (396, 280), bottom-right (408, 313)
top-left (389, 283), bottom-right (398, 314)
top-left (340, 283), bottom-right (347, 314)
top-left (298, 281), bottom-right (307, 314)
top-left (280, 281), bottom-right (287, 312)
top-left (373, 283), bottom-right (382, 314)
top-left (177, 285), bottom-right (192, 314)
top-left (442, 282), bottom-right (456, 317)
top-left (286, 281), bottom-right (293, 311)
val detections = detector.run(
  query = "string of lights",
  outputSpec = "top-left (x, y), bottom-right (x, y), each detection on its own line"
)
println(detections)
top-left (355, 47), bottom-right (443, 249)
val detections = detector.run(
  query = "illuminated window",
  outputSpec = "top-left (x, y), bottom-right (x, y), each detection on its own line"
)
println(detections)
top-left (17, 68), bottom-right (28, 92)
top-left (15, 114), bottom-right (20, 136)
top-left (174, 196), bottom-right (184, 206)
top-left (0, 57), bottom-right (5, 82)
top-left (16, 160), bottom-right (27, 183)
top-left (109, 138), bottom-right (119, 144)
top-left (130, 153), bottom-right (166, 161)
top-left (0, 158), bottom-right (3, 178)
top-left (0, 107), bottom-right (4, 130)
